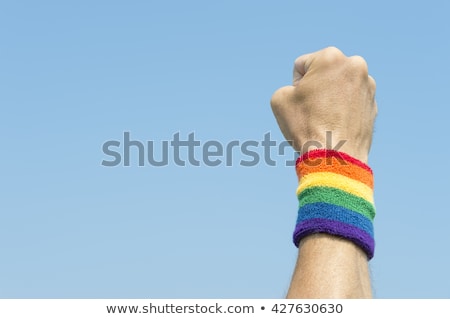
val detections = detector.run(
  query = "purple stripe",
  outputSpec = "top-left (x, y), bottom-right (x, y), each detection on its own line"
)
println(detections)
top-left (293, 218), bottom-right (375, 259)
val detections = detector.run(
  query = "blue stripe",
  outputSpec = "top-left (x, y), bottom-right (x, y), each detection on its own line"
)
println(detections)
top-left (296, 202), bottom-right (374, 238)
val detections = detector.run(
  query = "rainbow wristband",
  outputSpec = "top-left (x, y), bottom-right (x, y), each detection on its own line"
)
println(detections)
top-left (293, 149), bottom-right (376, 259)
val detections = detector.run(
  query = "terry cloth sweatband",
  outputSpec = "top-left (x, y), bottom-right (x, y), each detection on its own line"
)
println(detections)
top-left (293, 149), bottom-right (375, 259)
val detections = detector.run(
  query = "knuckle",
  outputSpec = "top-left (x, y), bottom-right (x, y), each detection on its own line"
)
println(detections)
top-left (324, 46), bottom-right (344, 56)
top-left (348, 55), bottom-right (369, 76)
top-left (320, 46), bottom-right (346, 64)
top-left (294, 55), bottom-right (303, 66)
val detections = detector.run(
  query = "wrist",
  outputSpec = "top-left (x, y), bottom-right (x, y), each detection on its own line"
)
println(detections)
top-left (293, 149), bottom-right (376, 259)
top-left (293, 138), bottom-right (370, 164)
top-left (292, 130), bottom-right (371, 164)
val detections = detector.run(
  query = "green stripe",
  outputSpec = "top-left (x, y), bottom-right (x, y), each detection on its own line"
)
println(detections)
top-left (298, 186), bottom-right (375, 221)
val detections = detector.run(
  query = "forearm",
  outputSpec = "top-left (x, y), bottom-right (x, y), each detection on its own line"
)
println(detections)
top-left (271, 47), bottom-right (377, 299)
top-left (286, 234), bottom-right (372, 298)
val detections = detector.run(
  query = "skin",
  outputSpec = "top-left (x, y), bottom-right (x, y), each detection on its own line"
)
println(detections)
top-left (270, 47), bottom-right (377, 298)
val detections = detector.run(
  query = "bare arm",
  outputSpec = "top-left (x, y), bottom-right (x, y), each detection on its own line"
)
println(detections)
top-left (287, 234), bottom-right (372, 298)
top-left (271, 47), bottom-right (377, 298)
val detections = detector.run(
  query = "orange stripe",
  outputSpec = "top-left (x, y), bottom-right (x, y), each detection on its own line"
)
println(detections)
top-left (296, 156), bottom-right (373, 189)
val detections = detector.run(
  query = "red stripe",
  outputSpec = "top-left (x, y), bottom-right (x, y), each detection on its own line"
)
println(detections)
top-left (297, 149), bottom-right (372, 173)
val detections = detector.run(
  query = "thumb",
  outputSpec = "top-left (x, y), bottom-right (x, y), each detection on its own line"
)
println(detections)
top-left (270, 85), bottom-right (295, 112)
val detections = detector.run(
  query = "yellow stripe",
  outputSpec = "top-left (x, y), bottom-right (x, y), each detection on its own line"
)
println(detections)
top-left (296, 172), bottom-right (374, 204)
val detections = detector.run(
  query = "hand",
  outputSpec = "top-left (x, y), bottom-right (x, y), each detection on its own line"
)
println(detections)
top-left (270, 47), bottom-right (377, 163)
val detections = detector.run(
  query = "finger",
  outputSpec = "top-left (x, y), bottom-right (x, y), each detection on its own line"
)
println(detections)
top-left (293, 53), bottom-right (313, 86)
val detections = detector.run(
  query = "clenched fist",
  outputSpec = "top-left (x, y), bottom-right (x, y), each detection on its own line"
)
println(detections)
top-left (270, 47), bottom-right (377, 163)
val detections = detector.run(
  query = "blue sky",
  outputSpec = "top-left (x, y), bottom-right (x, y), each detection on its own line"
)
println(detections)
top-left (1, 1), bottom-right (449, 298)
